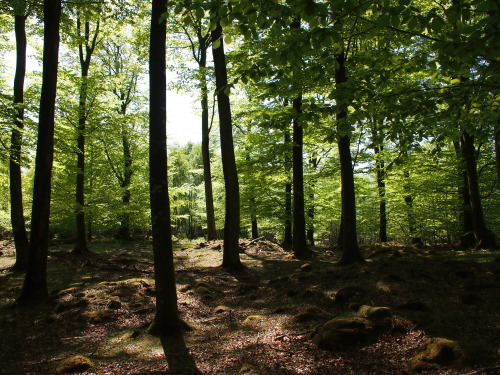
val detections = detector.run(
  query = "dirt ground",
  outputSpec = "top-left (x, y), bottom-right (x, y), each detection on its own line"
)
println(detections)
top-left (0, 239), bottom-right (499, 374)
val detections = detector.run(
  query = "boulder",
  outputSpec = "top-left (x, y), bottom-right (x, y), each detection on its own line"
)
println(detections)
top-left (314, 316), bottom-right (375, 351)
top-left (409, 338), bottom-right (466, 372)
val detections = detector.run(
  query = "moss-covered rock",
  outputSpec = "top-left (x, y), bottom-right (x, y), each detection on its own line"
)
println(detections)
top-left (54, 355), bottom-right (93, 374)
top-left (409, 338), bottom-right (466, 372)
top-left (213, 305), bottom-right (231, 314)
top-left (81, 309), bottom-right (113, 323)
top-left (334, 285), bottom-right (367, 304)
top-left (291, 306), bottom-right (331, 324)
top-left (357, 305), bottom-right (392, 320)
top-left (314, 316), bottom-right (375, 351)
top-left (196, 286), bottom-right (212, 297)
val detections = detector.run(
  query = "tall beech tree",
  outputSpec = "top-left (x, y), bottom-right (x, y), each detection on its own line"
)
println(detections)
top-left (18, 0), bottom-right (62, 304)
top-left (10, 1), bottom-right (29, 271)
top-left (148, 0), bottom-right (181, 334)
top-left (335, 49), bottom-right (364, 264)
top-left (180, 14), bottom-right (217, 241)
top-left (211, 13), bottom-right (242, 270)
top-left (73, 14), bottom-right (99, 254)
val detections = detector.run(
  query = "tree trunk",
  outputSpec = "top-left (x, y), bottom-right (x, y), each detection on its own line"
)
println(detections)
top-left (283, 126), bottom-right (293, 248)
top-left (251, 214), bottom-right (259, 239)
top-left (335, 50), bottom-right (364, 265)
top-left (74, 18), bottom-right (98, 254)
top-left (18, 0), bottom-right (61, 304)
top-left (199, 39), bottom-right (217, 241)
top-left (306, 156), bottom-right (318, 246)
top-left (453, 141), bottom-right (475, 248)
top-left (211, 19), bottom-right (242, 271)
top-left (148, 0), bottom-right (181, 335)
top-left (460, 130), bottom-right (497, 248)
top-left (372, 126), bottom-right (388, 242)
top-left (10, 11), bottom-right (29, 272)
top-left (292, 94), bottom-right (311, 258)
top-left (403, 170), bottom-right (418, 239)
top-left (117, 116), bottom-right (133, 240)
top-left (495, 123), bottom-right (500, 193)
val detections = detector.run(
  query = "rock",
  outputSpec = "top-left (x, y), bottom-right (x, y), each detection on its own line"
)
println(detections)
top-left (55, 355), bottom-right (93, 374)
top-left (358, 305), bottom-right (392, 320)
top-left (409, 338), bottom-right (466, 372)
top-left (334, 286), bottom-right (367, 304)
top-left (196, 286), bottom-right (212, 297)
top-left (314, 316), bottom-right (375, 351)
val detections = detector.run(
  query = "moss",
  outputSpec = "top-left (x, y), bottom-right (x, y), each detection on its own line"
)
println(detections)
top-left (314, 316), bottom-right (375, 351)
top-left (55, 355), bottom-right (93, 374)
top-left (81, 309), bottom-right (113, 323)
top-left (213, 305), bottom-right (231, 314)
top-left (409, 338), bottom-right (466, 372)
top-left (243, 315), bottom-right (263, 324)
top-left (357, 305), bottom-right (392, 320)
top-left (196, 286), bottom-right (212, 297)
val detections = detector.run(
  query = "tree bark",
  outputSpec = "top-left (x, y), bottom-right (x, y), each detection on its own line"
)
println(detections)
top-left (403, 170), bottom-right (417, 239)
top-left (198, 35), bottom-right (217, 241)
top-left (335, 50), bottom-right (364, 265)
top-left (453, 141), bottom-right (475, 248)
top-left (73, 18), bottom-right (98, 254)
top-left (10, 10), bottom-right (29, 271)
top-left (495, 123), bottom-right (500, 193)
top-left (307, 156), bottom-right (318, 246)
top-left (372, 126), bottom-right (388, 242)
top-left (460, 130), bottom-right (497, 248)
top-left (148, 0), bottom-right (181, 335)
top-left (211, 19), bottom-right (243, 271)
top-left (18, 0), bottom-right (61, 304)
top-left (283, 125), bottom-right (293, 248)
top-left (292, 94), bottom-right (311, 258)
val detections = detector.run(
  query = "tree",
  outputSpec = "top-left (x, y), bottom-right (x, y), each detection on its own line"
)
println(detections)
top-left (148, 0), bottom-right (181, 334)
top-left (18, 0), bottom-right (62, 304)
top-left (211, 11), bottom-right (242, 271)
top-left (73, 12), bottom-right (99, 254)
top-left (10, 0), bottom-right (29, 271)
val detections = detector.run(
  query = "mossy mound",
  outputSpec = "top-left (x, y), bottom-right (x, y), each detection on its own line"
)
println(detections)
top-left (291, 306), bottom-right (331, 324)
top-left (357, 305), bottom-right (392, 320)
top-left (196, 286), bottom-right (212, 297)
top-left (314, 316), bottom-right (375, 351)
top-left (213, 305), bottom-right (231, 314)
top-left (409, 338), bottom-right (466, 372)
top-left (81, 309), bottom-right (113, 323)
top-left (54, 355), bottom-right (93, 374)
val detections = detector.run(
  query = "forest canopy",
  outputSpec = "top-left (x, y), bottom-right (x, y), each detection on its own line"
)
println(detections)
top-left (0, 0), bottom-right (499, 255)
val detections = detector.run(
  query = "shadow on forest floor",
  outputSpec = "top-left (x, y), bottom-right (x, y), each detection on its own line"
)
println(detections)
top-left (0, 238), bottom-right (499, 374)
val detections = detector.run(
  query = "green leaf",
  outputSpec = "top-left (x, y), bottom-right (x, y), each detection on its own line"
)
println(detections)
top-left (213, 39), bottom-right (221, 49)
top-left (195, 7), bottom-right (204, 20)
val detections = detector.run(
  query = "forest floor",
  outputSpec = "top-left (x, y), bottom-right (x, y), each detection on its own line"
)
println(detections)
top-left (0, 238), bottom-right (499, 375)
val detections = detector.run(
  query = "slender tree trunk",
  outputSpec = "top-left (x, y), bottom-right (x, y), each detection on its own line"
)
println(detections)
top-left (117, 117), bottom-right (133, 240)
top-left (306, 157), bottom-right (318, 246)
top-left (251, 213), bottom-right (258, 239)
top-left (74, 18), bottom-right (98, 254)
top-left (211, 19), bottom-right (242, 271)
top-left (403, 170), bottom-right (417, 238)
top-left (148, 0), bottom-right (181, 335)
top-left (18, 0), bottom-right (61, 304)
top-left (199, 42), bottom-right (217, 241)
top-left (453, 141), bottom-right (475, 248)
top-left (460, 130), bottom-right (496, 248)
top-left (283, 126), bottom-right (293, 248)
top-left (10, 11), bottom-right (29, 271)
top-left (495, 124), bottom-right (500, 193)
top-left (335, 50), bottom-right (364, 265)
top-left (292, 94), bottom-right (311, 258)
top-left (372, 126), bottom-right (388, 242)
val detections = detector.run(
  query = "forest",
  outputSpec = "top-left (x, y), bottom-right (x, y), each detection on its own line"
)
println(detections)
top-left (0, 0), bottom-right (499, 374)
